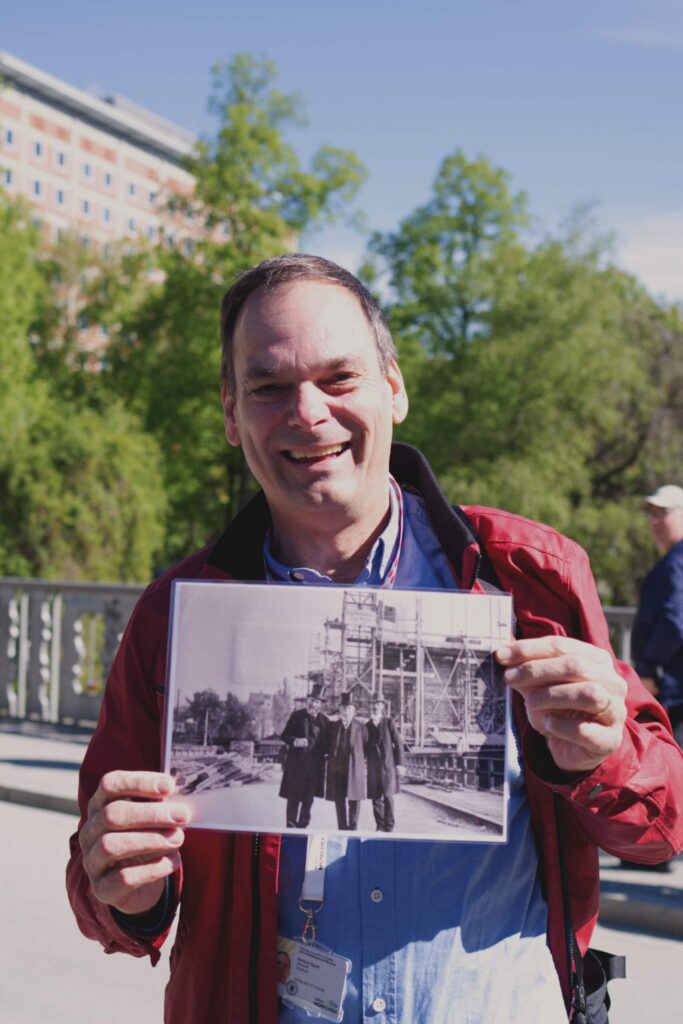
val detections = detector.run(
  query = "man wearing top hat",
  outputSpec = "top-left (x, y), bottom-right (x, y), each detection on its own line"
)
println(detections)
top-left (632, 484), bottom-right (683, 750)
top-left (279, 682), bottom-right (328, 828)
top-left (365, 697), bottom-right (405, 832)
top-left (325, 692), bottom-right (367, 830)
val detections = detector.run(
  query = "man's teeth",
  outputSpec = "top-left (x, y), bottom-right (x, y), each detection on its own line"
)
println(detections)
top-left (288, 444), bottom-right (344, 460)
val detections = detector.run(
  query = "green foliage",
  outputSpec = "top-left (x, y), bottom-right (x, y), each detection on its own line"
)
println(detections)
top-left (0, 196), bottom-right (166, 581)
top-left (95, 53), bottom-right (367, 566)
top-left (368, 150), bottom-right (683, 604)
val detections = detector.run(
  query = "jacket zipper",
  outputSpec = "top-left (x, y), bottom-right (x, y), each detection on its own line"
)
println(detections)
top-left (553, 794), bottom-right (585, 1021)
top-left (248, 833), bottom-right (261, 1024)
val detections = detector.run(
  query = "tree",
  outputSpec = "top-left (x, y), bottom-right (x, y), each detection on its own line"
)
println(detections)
top-left (0, 193), bottom-right (166, 581)
top-left (96, 54), bottom-right (367, 567)
top-left (366, 152), bottom-right (683, 603)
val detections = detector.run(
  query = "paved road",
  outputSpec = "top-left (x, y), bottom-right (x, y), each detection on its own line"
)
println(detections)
top-left (2, 799), bottom-right (681, 1024)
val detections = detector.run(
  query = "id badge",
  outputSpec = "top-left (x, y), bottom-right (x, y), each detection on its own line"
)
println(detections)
top-left (277, 935), bottom-right (351, 1022)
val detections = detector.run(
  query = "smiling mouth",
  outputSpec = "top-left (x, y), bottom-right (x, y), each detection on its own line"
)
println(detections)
top-left (283, 442), bottom-right (351, 463)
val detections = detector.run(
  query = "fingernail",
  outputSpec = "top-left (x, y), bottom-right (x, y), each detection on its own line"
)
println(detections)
top-left (156, 777), bottom-right (174, 795)
top-left (171, 806), bottom-right (190, 823)
top-left (504, 667), bottom-right (520, 684)
top-left (496, 646), bottom-right (512, 662)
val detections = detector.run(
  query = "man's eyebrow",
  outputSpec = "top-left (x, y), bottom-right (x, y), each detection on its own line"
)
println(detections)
top-left (242, 356), bottom-right (360, 383)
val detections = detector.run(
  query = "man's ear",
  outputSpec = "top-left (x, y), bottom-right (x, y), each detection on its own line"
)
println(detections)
top-left (221, 381), bottom-right (241, 447)
top-left (387, 359), bottom-right (409, 425)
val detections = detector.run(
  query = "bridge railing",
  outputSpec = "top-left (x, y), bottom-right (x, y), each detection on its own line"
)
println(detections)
top-left (0, 576), bottom-right (637, 727)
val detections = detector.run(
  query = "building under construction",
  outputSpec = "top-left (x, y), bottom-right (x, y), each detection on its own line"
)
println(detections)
top-left (311, 591), bottom-right (506, 764)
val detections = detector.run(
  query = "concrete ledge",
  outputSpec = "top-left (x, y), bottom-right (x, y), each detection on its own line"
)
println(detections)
top-left (0, 785), bottom-right (79, 817)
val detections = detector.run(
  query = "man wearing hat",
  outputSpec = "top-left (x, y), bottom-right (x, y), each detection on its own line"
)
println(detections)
top-left (632, 485), bottom-right (683, 749)
top-left (325, 692), bottom-right (367, 830)
top-left (279, 682), bottom-right (328, 828)
top-left (365, 697), bottom-right (405, 831)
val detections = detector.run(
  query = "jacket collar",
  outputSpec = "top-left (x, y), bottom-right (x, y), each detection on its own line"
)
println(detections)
top-left (207, 443), bottom-right (482, 587)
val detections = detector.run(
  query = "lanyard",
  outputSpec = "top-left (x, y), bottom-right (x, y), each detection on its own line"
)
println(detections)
top-left (299, 835), bottom-right (329, 943)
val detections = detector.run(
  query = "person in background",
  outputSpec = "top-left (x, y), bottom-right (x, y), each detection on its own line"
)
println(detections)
top-left (632, 485), bottom-right (683, 749)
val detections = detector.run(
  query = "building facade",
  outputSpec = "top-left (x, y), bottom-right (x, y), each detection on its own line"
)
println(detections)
top-left (0, 51), bottom-right (196, 250)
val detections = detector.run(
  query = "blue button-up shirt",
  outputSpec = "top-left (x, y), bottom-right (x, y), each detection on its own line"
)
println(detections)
top-left (268, 485), bottom-right (566, 1023)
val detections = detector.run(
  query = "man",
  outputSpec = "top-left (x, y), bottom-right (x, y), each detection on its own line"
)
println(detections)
top-left (631, 485), bottom-right (683, 749)
top-left (365, 697), bottom-right (404, 832)
top-left (67, 254), bottom-right (683, 1024)
top-left (279, 682), bottom-right (327, 828)
top-left (324, 692), bottom-right (367, 830)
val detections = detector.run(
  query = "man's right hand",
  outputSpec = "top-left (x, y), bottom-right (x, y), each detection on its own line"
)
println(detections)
top-left (78, 770), bottom-right (190, 916)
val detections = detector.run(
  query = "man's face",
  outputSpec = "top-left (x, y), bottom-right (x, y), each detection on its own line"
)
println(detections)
top-left (370, 703), bottom-right (384, 723)
top-left (646, 504), bottom-right (683, 554)
top-left (340, 704), bottom-right (355, 727)
top-left (306, 697), bottom-right (321, 716)
top-left (222, 280), bottom-right (408, 538)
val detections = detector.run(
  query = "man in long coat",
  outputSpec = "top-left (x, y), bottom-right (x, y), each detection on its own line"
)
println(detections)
top-left (325, 692), bottom-right (367, 830)
top-left (365, 698), bottom-right (405, 831)
top-left (279, 683), bottom-right (327, 828)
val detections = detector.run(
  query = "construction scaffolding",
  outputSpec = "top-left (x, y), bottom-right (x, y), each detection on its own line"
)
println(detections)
top-left (312, 591), bottom-right (506, 753)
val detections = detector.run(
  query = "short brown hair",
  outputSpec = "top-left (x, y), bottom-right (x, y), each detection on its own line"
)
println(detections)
top-left (220, 254), bottom-right (397, 393)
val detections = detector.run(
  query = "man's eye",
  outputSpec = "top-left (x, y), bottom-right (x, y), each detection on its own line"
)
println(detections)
top-left (251, 383), bottom-right (284, 397)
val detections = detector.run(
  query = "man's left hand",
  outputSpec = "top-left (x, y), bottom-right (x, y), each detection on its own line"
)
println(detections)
top-left (497, 636), bottom-right (627, 773)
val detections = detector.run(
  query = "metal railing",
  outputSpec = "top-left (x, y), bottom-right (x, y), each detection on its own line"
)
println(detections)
top-left (0, 576), bottom-right (637, 728)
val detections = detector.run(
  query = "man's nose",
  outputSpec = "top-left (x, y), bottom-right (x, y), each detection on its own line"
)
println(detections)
top-left (287, 383), bottom-right (330, 429)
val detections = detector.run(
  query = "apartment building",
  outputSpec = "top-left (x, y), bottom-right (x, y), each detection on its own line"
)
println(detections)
top-left (0, 50), bottom-right (197, 250)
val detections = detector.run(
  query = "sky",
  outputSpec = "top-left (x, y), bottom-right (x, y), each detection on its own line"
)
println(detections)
top-left (2, 0), bottom-right (682, 301)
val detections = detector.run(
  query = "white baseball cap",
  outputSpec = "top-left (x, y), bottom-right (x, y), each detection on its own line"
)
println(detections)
top-left (644, 485), bottom-right (683, 509)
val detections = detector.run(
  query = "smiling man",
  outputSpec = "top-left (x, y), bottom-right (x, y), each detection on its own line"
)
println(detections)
top-left (67, 254), bottom-right (683, 1024)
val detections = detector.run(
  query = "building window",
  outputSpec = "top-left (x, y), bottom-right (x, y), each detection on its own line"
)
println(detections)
top-left (81, 235), bottom-right (90, 250)
top-left (128, 217), bottom-right (136, 231)
top-left (183, 238), bottom-right (194, 256)
top-left (82, 199), bottom-right (90, 216)
top-left (146, 225), bottom-right (156, 241)
top-left (33, 180), bottom-right (42, 197)
top-left (34, 141), bottom-right (43, 158)
top-left (105, 172), bottom-right (113, 187)
top-left (4, 169), bottom-right (13, 186)
top-left (5, 128), bottom-right (14, 145)
top-left (57, 151), bottom-right (66, 167)
top-left (103, 208), bottom-right (112, 223)
top-left (56, 189), bottom-right (65, 205)
top-left (128, 182), bottom-right (136, 196)
top-left (83, 162), bottom-right (92, 178)
top-left (148, 190), bottom-right (156, 205)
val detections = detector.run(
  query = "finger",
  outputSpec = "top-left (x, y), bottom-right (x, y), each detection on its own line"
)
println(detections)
top-left (496, 636), bottom-right (610, 667)
top-left (80, 798), bottom-right (191, 858)
top-left (85, 826), bottom-right (186, 881)
top-left (523, 681), bottom-right (617, 718)
top-left (93, 852), bottom-right (182, 909)
top-left (541, 711), bottom-right (625, 755)
top-left (505, 653), bottom-right (620, 692)
top-left (88, 771), bottom-right (176, 815)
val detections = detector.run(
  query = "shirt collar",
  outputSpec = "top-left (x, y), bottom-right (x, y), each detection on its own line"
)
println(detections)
top-left (263, 477), bottom-right (401, 586)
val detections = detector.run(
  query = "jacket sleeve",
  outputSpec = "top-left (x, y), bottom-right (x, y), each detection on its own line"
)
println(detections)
top-left (519, 539), bottom-right (683, 861)
top-left (65, 588), bottom-right (181, 963)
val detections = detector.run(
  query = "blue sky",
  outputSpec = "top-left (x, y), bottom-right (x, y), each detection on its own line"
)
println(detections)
top-left (2, 0), bottom-right (682, 300)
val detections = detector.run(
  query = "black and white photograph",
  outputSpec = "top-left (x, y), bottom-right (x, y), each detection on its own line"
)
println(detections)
top-left (163, 581), bottom-right (513, 842)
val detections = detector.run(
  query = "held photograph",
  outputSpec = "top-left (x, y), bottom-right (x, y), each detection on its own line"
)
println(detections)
top-left (163, 581), bottom-right (513, 842)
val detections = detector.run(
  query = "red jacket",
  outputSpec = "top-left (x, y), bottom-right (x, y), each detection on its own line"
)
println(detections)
top-left (66, 445), bottom-right (683, 1024)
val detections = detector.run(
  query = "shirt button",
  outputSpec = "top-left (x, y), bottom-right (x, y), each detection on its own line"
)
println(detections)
top-left (370, 888), bottom-right (383, 903)
top-left (588, 784), bottom-right (604, 800)
top-left (372, 997), bottom-right (386, 1013)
